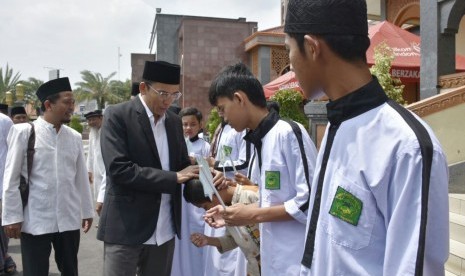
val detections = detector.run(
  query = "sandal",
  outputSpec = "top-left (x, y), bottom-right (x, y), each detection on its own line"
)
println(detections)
top-left (3, 256), bottom-right (16, 275)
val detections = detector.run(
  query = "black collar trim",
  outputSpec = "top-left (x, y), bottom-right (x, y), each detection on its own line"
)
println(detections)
top-left (326, 76), bottom-right (388, 125)
top-left (189, 134), bottom-right (200, 142)
top-left (244, 110), bottom-right (280, 146)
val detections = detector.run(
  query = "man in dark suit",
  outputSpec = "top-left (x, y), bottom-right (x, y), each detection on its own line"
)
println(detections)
top-left (98, 61), bottom-right (199, 276)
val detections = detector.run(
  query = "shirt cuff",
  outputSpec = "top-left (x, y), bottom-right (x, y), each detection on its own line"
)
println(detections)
top-left (284, 199), bottom-right (307, 224)
top-left (97, 191), bottom-right (105, 203)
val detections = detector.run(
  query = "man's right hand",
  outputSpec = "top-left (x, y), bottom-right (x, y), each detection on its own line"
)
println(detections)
top-left (177, 165), bottom-right (199, 183)
top-left (4, 222), bottom-right (22, 239)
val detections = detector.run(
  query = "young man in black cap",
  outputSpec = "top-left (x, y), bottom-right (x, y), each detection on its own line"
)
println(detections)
top-left (284, 1), bottom-right (449, 275)
top-left (84, 110), bottom-right (105, 216)
top-left (98, 60), bottom-right (199, 276)
top-left (2, 77), bottom-right (94, 276)
top-left (9, 106), bottom-right (28, 124)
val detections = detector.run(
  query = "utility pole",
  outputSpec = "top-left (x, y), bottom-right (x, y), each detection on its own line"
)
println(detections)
top-left (118, 47), bottom-right (122, 80)
top-left (44, 67), bottom-right (63, 80)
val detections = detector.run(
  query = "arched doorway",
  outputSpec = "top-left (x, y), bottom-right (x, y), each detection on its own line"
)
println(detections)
top-left (393, 3), bottom-right (420, 26)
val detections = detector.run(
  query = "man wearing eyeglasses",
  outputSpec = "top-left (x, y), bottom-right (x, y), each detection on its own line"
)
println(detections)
top-left (97, 61), bottom-right (199, 276)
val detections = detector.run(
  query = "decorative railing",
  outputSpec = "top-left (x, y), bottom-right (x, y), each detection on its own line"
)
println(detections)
top-left (438, 72), bottom-right (465, 89)
top-left (408, 75), bottom-right (465, 117)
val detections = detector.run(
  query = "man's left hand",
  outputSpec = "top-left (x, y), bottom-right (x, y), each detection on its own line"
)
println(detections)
top-left (95, 202), bottom-right (103, 216)
top-left (82, 218), bottom-right (93, 233)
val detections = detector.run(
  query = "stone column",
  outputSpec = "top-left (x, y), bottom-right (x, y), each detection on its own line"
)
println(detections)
top-left (420, 0), bottom-right (465, 99)
top-left (420, 0), bottom-right (440, 99)
top-left (304, 101), bottom-right (328, 149)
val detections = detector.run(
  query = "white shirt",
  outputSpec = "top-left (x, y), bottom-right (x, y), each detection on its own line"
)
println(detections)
top-left (97, 171), bottom-right (107, 203)
top-left (139, 94), bottom-right (174, 246)
top-left (171, 137), bottom-right (210, 276)
top-left (87, 127), bottom-right (106, 202)
top-left (300, 93), bottom-right (449, 275)
top-left (247, 118), bottom-right (317, 275)
top-left (214, 124), bottom-right (248, 179)
top-left (187, 136), bottom-right (211, 160)
top-left (205, 124), bottom-right (249, 276)
top-left (0, 113), bottom-right (13, 200)
top-left (2, 117), bottom-right (94, 234)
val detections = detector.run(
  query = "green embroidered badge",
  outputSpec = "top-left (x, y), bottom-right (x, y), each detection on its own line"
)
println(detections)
top-left (329, 186), bottom-right (363, 226)
top-left (265, 171), bottom-right (280, 190)
top-left (222, 145), bottom-right (232, 156)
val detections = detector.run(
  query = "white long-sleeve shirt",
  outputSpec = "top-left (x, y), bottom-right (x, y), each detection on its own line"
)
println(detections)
top-left (246, 115), bottom-right (317, 276)
top-left (214, 124), bottom-right (249, 179)
top-left (87, 127), bottom-right (106, 202)
top-left (0, 113), bottom-right (13, 200)
top-left (300, 78), bottom-right (449, 276)
top-left (205, 124), bottom-right (249, 276)
top-left (171, 137), bottom-right (210, 276)
top-left (2, 117), bottom-right (94, 235)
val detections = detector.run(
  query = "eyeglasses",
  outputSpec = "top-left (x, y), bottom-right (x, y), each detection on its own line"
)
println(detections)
top-left (147, 85), bottom-right (182, 101)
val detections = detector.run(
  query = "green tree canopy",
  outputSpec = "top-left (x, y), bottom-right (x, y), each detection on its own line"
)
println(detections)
top-left (69, 115), bottom-right (83, 133)
top-left (107, 79), bottom-right (131, 104)
top-left (74, 70), bottom-right (127, 110)
top-left (270, 89), bottom-right (308, 129)
top-left (0, 64), bottom-right (21, 102)
top-left (370, 42), bottom-right (406, 105)
top-left (19, 77), bottom-right (44, 110)
top-left (206, 107), bottom-right (221, 141)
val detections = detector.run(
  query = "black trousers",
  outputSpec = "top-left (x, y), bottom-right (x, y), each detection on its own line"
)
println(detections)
top-left (20, 230), bottom-right (80, 276)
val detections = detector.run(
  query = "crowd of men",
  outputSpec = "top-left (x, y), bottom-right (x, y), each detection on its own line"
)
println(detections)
top-left (1, 0), bottom-right (450, 276)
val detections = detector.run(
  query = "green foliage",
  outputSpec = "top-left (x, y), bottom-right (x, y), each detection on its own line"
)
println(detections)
top-left (270, 89), bottom-right (308, 128)
top-left (206, 108), bottom-right (221, 141)
top-left (19, 77), bottom-right (43, 110)
top-left (0, 64), bottom-right (21, 102)
top-left (74, 70), bottom-right (127, 110)
top-left (69, 115), bottom-right (83, 133)
top-left (369, 42), bottom-right (406, 105)
top-left (108, 79), bottom-right (131, 104)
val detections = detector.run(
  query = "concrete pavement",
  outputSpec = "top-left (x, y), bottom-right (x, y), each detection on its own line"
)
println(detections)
top-left (7, 224), bottom-right (103, 276)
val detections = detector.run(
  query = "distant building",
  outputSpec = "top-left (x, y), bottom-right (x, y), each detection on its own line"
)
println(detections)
top-left (131, 53), bottom-right (156, 83)
top-left (147, 13), bottom-right (257, 125)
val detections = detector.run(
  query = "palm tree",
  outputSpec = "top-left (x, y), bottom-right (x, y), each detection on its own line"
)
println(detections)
top-left (74, 70), bottom-right (123, 110)
top-left (107, 79), bottom-right (131, 104)
top-left (20, 77), bottom-right (44, 110)
top-left (0, 64), bottom-right (21, 102)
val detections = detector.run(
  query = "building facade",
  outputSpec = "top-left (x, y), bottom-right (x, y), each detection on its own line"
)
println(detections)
top-left (148, 13), bottom-right (257, 124)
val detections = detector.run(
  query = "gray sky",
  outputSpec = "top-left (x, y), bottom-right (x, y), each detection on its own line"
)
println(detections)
top-left (0, 0), bottom-right (280, 88)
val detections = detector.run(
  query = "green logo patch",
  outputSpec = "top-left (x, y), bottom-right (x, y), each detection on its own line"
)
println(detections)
top-left (222, 145), bottom-right (232, 156)
top-left (265, 171), bottom-right (280, 190)
top-left (329, 186), bottom-right (363, 226)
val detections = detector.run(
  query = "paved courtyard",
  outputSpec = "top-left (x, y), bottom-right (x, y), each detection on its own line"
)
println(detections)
top-left (8, 224), bottom-right (103, 276)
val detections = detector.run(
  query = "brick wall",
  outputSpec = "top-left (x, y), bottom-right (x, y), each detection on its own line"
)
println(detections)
top-left (179, 18), bottom-right (257, 132)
